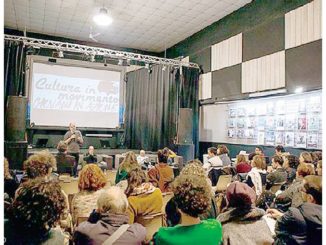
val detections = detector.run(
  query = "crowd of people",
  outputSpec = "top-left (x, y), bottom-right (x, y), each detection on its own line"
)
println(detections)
top-left (3, 143), bottom-right (322, 245)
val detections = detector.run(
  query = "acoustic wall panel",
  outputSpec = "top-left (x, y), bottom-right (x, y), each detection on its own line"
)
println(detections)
top-left (211, 33), bottom-right (242, 71)
top-left (199, 72), bottom-right (212, 100)
top-left (242, 51), bottom-right (285, 93)
top-left (189, 47), bottom-right (211, 73)
top-left (285, 0), bottom-right (321, 49)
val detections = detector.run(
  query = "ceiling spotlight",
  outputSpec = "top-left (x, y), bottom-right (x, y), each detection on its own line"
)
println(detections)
top-left (294, 87), bottom-right (303, 94)
top-left (58, 50), bottom-right (64, 58)
top-left (90, 54), bottom-right (95, 62)
top-left (93, 8), bottom-right (113, 26)
top-left (118, 59), bottom-right (123, 66)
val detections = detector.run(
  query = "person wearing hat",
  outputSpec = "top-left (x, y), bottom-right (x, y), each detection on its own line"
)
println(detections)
top-left (217, 182), bottom-right (274, 245)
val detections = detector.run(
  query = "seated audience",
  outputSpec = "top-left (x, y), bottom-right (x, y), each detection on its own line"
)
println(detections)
top-left (236, 154), bottom-right (251, 173)
top-left (136, 150), bottom-right (149, 165)
top-left (72, 164), bottom-right (108, 223)
top-left (267, 175), bottom-right (322, 245)
top-left (310, 151), bottom-right (322, 166)
top-left (153, 162), bottom-right (222, 245)
top-left (74, 186), bottom-right (146, 245)
top-left (283, 155), bottom-right (300, 184)
top-left (266, 155), bottom-right (287, 190)
top-left (217, 145), bottom-right (231, 166)
top-left (276, 163), bottom-right (315, 209)
top-left (316, 160), bottom-right (322, 176)
top-left (4, 158), bottom-right (19, 199)
top-left (125, 168), bottom-right (163, 223)
top-left (299, 152), bottom-right (314, 170)
top-left (148, 149), bottom-right (174, 193)
top-left (83, 145), bottom-right (97, 164)
top-left (115, 151), bottom-right (140, 184)
top-left (56, 141), bottom-right (76, 175)
top-left (5, 178), bottom-right (69, 244)
top-left (246, 155), bottom-right (267, 196)
top-left (217, 182), bottom-right (274, 245)
top-left (275, 145), bottom-right (285, 156)
top-left (203, 147), bottom-right (223, 173)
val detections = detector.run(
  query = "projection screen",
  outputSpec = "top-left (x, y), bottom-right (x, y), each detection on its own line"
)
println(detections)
top-left (29, 62), bottom-right (121, 128)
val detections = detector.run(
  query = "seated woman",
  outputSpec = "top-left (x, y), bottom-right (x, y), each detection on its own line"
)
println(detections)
top-left (311, 151), bottom-right (322, 166)
top-left (217, 145), bottom-right (231, 166)
top-left (125, 168), bottom-right (163, 223)
top-left (275, 163), bottom-right (315, 209)
top-left (5, 178), bottom-right (69, 244)
top-left (236, 154), bottom-right (251, 174)
top-left (56, 141), bottom-right (76, 175)
top-left (246, 155), bottom-right (267, 196)
top-left (153, 162), bottom-right (222, 245)
top-left (316, 160), bottom-right (322, 176)
top-left (115, 151), bottom-right (140, 184)
top-left (299, 152), bottom-right (315, 173)
top-left (72, 164), bottom-right (108, 224)
top-left (217, 182), bottom-right (274, 245)
top-left (283, 155), bottom-right (300, 184)
top-left (148, 149), bottom-right (174, 193)
top-left (74, 186), bottom-right (146, 245)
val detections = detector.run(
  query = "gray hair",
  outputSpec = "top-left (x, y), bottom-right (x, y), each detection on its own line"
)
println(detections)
top-left (97, 186), bottom-right (129, 214)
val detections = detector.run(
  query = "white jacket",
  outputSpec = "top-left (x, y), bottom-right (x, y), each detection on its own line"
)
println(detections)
top-left (203, 155), bottom-right (223, 174)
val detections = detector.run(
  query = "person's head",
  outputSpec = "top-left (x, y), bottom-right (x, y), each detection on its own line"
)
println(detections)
top-left (120, 151), bottom-right (139, 172)
top-left (24, 151), bottom-right (56, 178)
top-left (140, 150), bottom-right (146, 157)
top-left (272, 155), bottom-right (284, 169)
top-left (172, 162), bottom-right (211, 218)
top-left (158, 149), bottom-right (169, 164)
top-left (10, 178), bottom-right (66, 243)
top-left (252, 155), bottom-right (266, 170)
top-left (57, 141), bottom-right (68, 153)
top-left (296, 163), bottom-right (315, 178)
top-left (78, 164), bottom-right (107, 191)
top-left (300, 152), bottom-right (313, 164)
top-left (125, 168), bottom-right (147, 196)
top-left (207, 147), bottom-right (218, 157)
top-left (226, 182), bottom-right (256, 209)
top-left (88, 146), bottom-right (95, 155)
top-left (311, 151), bottom-right (322, 163)
top-left (248, 152), bottom-right (257, 162)
top-left (284, 155), bottom-right (300, 169)
top-left (97, 186), bottom-right (129, 214)
top-left (255, 147), bottom-right (264, 156)
top-left (275, 145), bottom-right (285, 155)
top-left (217, 145), bottom-right (229, 155)
top-left (316, 160), bottom-right (322, 176)
top-left (4, 157), bottom-right (12, 179)
top-left (301, 175), bottom-right (322, 205)
top-left (69, 122), bottom-right (76, 132)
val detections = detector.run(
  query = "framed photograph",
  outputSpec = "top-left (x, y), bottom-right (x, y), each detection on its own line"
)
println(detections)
top-left (228, 118), bottom-right (236, 128)
top-left (246, 117), bottom-right (256, 128)
top-left (266, 116), bottom-right (275, 130)
top-left (237, 118), bottom-right (245, 128)
top-left (237, 107), bottom-right (246, 117)
top-left (257, 117), bottom-right (266, 130)
top-left (276, 116), bottom-right (285, 130)
top-left (228, 129), bottom-right (236, 138)
top-left (285, 132), bottom-right (295, 147)
top-left (229, 108), bottom-right (237, 118)
top-left (237, 129), bottom-right (245, 138)
top-left (275, 132), bottom-right (285, 145)
top-left (307, 133), bottom-right (318, 149)
top-left (275, 100), bottom-right (285, 115)
top-left (307, 115), bottom-right (319, 131)
top-left (295, 132), bottom-right (307, 148)
top-left (266, 131), bottom-right (275, 145)
top-left (245, 129), bottom-right (255, 139)
top-left (308, 96), bottom-right (321, 112)
top-left (297, 115), bottom-right (307, 130)
top-left (257, 131), bottom-right (265, 145)
top-left (285, 114), bottom-right (296, 130)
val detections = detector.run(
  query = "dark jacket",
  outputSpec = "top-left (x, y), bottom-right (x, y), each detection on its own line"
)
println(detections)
top-left (217, 207), bottom-right (274, 245)
top-left (55, 153), bottom-right (75, 174)
top-left (274, 202), bottom-right (322, 245)
top-left (266, 168), bottom-right (287, 190)
top-left (83, 154), bottom-right (98, 164)
top-left (219, 154), bottom-right (232, 166)
top-left (74, 213), bottom-right (146, 245)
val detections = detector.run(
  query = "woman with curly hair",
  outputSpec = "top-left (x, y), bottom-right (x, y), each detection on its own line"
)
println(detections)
top-left (71, 164), bottom-right (108, 224)
top-left (5, 178), bottom-right (69, 244)
top-left (115, 151), bottom-right (140, 184)
top-left (153, 162), bottom-right (222, 245)
top-left (217, 145), bottom-right (231, 166)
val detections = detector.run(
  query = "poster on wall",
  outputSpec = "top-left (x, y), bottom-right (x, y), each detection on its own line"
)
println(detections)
top-left (228, 129), bottom-right (236, 138)
top-left (295, 132), bottom-right (307, 148)
top-left (266, 116), bottom-right (275, 130)
top-left (228, 119), bottom-right (236, 128)
top-left (257, 131), bottom-right (265, 145)
top-left (229, 108), bottom-right (237, 117)
top-left (256, 104), bottom-right (267, 115)
top-left (297, 115), bottom-right (307, 130)
top-left (307, 133), bottom-right (318, 148)
top-left (257, 117), bottom-right (266, 130)
top-left (276, 116), bottom-right (285, 130)
top-left (275, 100), bottom-right (286, 114)
top-left (298, 100), bottom-right (306, 113)
top-left (237, 107), bottom-right (246, 117)
top-left (245, 129), bottom-right (255, 139)
top-left (266, 131), bottom-right (275, 145)
top-left (308, 96), bottom-right (321, 112)
top-left (246, 117), bottom-right (256, 128)
top-left (237, 129), bottom-right (245, 138)
top-left (285, 114), bottom-right (296, 130)
top-left (237, 118), bottom-right (245, 128)
top-left (266, 102), bottom-right (275, 115)
top-left (285, 132), bottom-right (295, 147)
top-left (275, 132), bottom-right (285, 145)
top-left (247, 106), bottom-right (256, 116)
top-left (307, 115), bottom-right (319, 131)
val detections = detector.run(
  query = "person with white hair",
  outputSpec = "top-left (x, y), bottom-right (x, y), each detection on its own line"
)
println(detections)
top-left (137, 150), bottom-right (149, 165)
top-left (74, 186), bottom-right (146, 245)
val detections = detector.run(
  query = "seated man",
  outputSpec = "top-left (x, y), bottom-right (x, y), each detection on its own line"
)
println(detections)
top-left (83, 146), bottom-right (98, 164)
top-left (267, 175), bottom-right (322, 245)
top-left (56, 141), bottom-right (76, 175)
top-left (136, 150), bottom-right (149, 165)
top-left (266, 155), bottom-right (287, 190)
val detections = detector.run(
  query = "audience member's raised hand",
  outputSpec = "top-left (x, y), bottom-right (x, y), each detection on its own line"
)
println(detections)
top-left (266, 208), bottom-right (284, 219)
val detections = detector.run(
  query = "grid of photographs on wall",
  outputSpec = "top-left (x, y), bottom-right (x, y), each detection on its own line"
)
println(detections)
top-left (227, 91), bottom-right (322, 149)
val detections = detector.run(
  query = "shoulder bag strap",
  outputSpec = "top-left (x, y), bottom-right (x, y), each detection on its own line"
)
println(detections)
top-left (103, 224), bottom-right (130, 245)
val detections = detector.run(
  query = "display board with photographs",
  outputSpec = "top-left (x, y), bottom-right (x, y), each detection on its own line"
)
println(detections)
top-left (226, 91), bottom-right (322, 149)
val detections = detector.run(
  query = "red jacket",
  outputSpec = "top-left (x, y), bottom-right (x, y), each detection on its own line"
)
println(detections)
top-left (236, 162), bottom-right (252, 173)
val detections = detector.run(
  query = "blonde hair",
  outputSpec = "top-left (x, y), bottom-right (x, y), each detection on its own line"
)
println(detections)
top-left (297, 163), bottom-right (315, 177)
top-left (252, 155), bottom-right (266, 170)
top-left (120, 151), bottom-right (139, 172)
top-left (78, 164), bottom-right (107, 191)
top-left (236, 154), bottom-right (247, 164)
top-left (4, 158), bottom-right (12, 179)
top-left (300, 152), bottom-right (313, 163)
top-left (97, 186), bottom-right (128, 214)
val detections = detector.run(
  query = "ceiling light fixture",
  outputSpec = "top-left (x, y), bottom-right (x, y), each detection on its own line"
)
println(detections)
top-left (93, 8), bottom-right (113, 26)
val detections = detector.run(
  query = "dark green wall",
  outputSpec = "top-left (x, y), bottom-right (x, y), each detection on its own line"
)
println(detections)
top-left (164, 0), bottom-right (311, 59)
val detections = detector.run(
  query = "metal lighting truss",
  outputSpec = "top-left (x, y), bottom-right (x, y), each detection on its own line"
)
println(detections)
top-left (4, 34), bottom-right (199, 68)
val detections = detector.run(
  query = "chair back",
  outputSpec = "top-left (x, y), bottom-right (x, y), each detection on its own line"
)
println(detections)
top-left (136, 212), bottom-right (164, 242)
top-left (215, 175), bottom-right (232, 193)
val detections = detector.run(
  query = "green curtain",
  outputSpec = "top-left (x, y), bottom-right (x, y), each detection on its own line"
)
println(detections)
top-left (125, 65), bottom-right (199, 156)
